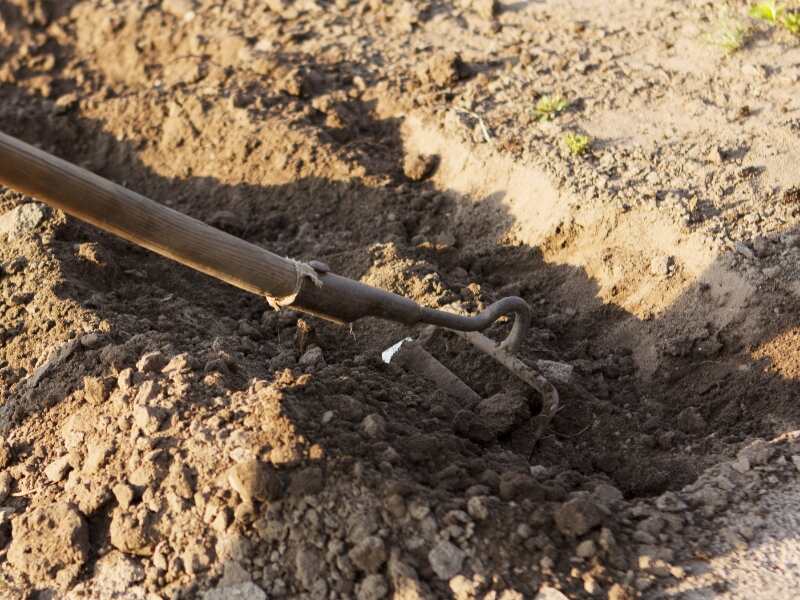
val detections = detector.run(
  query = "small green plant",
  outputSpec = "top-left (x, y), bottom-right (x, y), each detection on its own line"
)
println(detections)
top-left (750, 1), bottom-right (800, 36)
top-left (563, 132), bottom-right (591, 156)
top-left (707, 18), bottom-right (751, 53)
top-left (783, 11), bottom-right (800, 34)
top-left (534, 95), bottom-right (569, 121)
top-left (750, 0), bottom-right (781, 22)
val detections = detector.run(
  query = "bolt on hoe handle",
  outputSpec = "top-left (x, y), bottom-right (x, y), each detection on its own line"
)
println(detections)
top-left (0, 130), bottom-right (531, 350)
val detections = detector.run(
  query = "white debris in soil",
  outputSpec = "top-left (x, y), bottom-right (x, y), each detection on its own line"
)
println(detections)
top-left (0, 203), bottom-right (47, 240)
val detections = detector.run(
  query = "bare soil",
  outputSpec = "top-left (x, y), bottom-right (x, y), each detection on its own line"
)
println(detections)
top-left (1, 0), bottom-right (800, 599)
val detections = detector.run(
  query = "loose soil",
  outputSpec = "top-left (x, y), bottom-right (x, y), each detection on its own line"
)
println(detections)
top-left (1, 0), bottom-right (800, 599)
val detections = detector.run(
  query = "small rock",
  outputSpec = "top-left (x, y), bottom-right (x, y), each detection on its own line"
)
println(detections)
top-left (735, 241), bottom-right (755, 259)
top-left (594, 483), bottom-right (623, 506)
top-left (203, 582), bottom-right (268, 600)
top-left (298, 345), bottom-right (326, 368)
top-left (403, 152), bottom-right (438, 181)
top-left (45, 454), bottom-right (72, 482)
top-left (731, 455), bottom-right (751, 473)
top-left (388, 552), bottom-right (433, 599)
top-left (137, 351), bottom-right (168, 373)
top-left (583, 576), bottom-right (601, 596)
top-left (576, 539), bottom-right (597, 558)
top-left (554, 497), bottom-right (604, 537)
top-left (0, 471), bottom-right (12, 502)
top-left (0, 506), bottom-right (13, 547)
top-left (295, 545), bottom-right (323, 590)
top-left (80, 332), bottom-right (104, 349)
top-left (535, 587), bottom-right (570, 600)
top-left (655, 491), bottom-right (687, 513)
top-left (134, 380), bottom-right (161, 404)
top-left (183, 546), bottom-right (212, 574)
top-left (113, 482), bottom-right (136, 510)
top-left (676, 407), bottom-right (706, 433)
top-left (738, 439), bottom-right (775, 466)
top-left (277, 66), bottom-right (321, 97)
top-left (649, 255), bottom-right (673, 277)
top-left (472, 0), bottom-right (498, 20)
top-left (476, 393), bottom-right (530, 436)
top-left (349, 536), bottom-right (387, 573)
top-left (109, 507), bottom-right (157, 556)
top-left (8, 502), bottom-right (89, 589)
top-left (162, 0), bottom-right (194, 18)
top-left (467, 496), bottom-right (489, 521)
top-left (84, 442), bottom-right (113, 474)
top-left (83, 376), bottom-right (114, 404)
top-left (266, 0), bottom-right (295, 18)
top-left (791, 455), bottom-right (800, 472)
top-left (133, 404), bottom-right (165, 434)
top-left (0, 441), bottom-right (11, 469)
top-left (357, 573), bottom-right (389, 600)
top-left (361, 413), bottom-right (387, 438)
top-left (0, 203), bottom-right (47, 240)
top-left (418, 52), bottom-right (467, 88)
top-left (535, 360), bottom-right (574, 384)
top-left (228, 460), bottom-right (282, 504)
top-left (450, 574), bottom-right (479, 600)
top-left (607, 583), bottom-right (633, 600)
top-left (428, 540), bottom-right (465, 580)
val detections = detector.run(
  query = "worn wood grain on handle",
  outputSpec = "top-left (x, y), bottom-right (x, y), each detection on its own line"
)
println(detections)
top-left (0, 130), bottom-right (299, 299)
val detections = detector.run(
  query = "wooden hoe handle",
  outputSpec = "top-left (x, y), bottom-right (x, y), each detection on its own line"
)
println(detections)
top-left (0, 130), bottom-right (531, 350)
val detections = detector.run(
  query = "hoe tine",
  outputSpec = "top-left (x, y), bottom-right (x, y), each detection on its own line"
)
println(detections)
top-left (452, 329), bottom-right (559, 458)
top-left (383, 304), bottom-right (560, 457)
top-left (385, 337), bottom-right (481, 404)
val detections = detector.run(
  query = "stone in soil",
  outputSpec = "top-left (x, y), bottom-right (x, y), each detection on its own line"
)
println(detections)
top-left (133, 404), bottom-right (165, 434)
top-left (418, 52), bottom-right (467, 87)
top-left (0, 441), bottom-right (11, 468)
top-left (0, 471), bottom-right (13, 503)
top-left (428, 540), bottom-right (466, 580)
top-left (44, 454), bottom-right (71, 482)
top-left (554, 497), bottom-right (604, 537)
top-left (388, 552), bottom-right (433, 599)
top-left (228, 460), bottom-right (283, 504)
top-left (136, 351), bottom-right (168, 373)
top-left (109, 507), bottom-right (158, 556)
top-left (202, 581), bottom-right (267, 600)
top-left (473, 0), bottom-right (498, 20)
top-left (7, 502), bottom-right (90, 589)
top-left (0, 203), bottom-right (47, 240)
top-left (349, 535), bottom-right (388, 573)
top-left (476, 393), bottom-right (531, 436)
top-left (357, 574), bottom-right (389, 600)
top-left (403, 151), bottom-right (438, 181)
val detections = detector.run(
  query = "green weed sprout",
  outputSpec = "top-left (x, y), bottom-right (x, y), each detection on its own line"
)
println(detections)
top-left (783, 11), bottom-right (800, 35)
top-left (750, 1), bottom-right (781, 22)
top-left (563, 133), bottom-right (591, 156)
top-left (750, 2), bottom-right (800, 36)
top-left (534, 95), bottom-right (569, 121)
top-left (707, 18), bottom-right (751, 53)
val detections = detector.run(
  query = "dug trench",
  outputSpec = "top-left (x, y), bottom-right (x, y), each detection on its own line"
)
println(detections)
top-left (2, 51), bottom-right (800, 600)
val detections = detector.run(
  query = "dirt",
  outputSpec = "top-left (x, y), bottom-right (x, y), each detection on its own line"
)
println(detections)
top-left (1, 0), bottom-right (800, 598)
